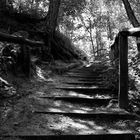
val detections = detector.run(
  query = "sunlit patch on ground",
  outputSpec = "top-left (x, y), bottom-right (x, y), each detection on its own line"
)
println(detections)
top-left (0, 98), bottom-right (140, 135)
top-left (36, 66), bottom-right (48, 81)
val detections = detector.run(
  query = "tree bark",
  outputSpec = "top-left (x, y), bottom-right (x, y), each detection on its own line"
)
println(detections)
top-left (107, 11), bottom-right (113, 41)
top-left (45, 0), bottom-right (61, 34)
top-left (0, 31), bottom-right (44, 47)
top-left (122, 0), bottom-right (140, 53)
top-left (42, 0), bottom-right (61, 61)
top-left (122, 0), bottom-right (139, 27)
top-left (89, 20), bottom-right (95, 57)
top-left (96, 28), bottom-right (102, 57)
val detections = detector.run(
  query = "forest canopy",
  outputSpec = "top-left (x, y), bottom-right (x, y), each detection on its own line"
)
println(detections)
top-left (0, 0), bottom-right (140, 70)
top-left (0, 0), bottom-right (140, 57)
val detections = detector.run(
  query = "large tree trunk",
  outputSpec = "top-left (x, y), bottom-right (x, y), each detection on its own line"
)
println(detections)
top-left (42, 0), bottom-right (61, 61)
top-left (45, 0), bottom-right (61, 34)
top-left (122, 0), bottom-right (140, 53)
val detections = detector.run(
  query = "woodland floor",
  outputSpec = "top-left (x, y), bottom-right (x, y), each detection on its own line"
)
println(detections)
top-left (0, 61), bottom-right (140, 140)
top-left (0, 61), bottom-right (86, 137)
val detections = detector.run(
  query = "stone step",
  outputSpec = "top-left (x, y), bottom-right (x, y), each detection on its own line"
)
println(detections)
top-left (81, 68), bottom-right (108, 71)
top-left (63, 82), bottom-right (105, 86)
top-left (63, 73), bottom-right (102, 77)
top-left (78, 79), bottom-right (105, 82)
top-left (38, 96), bottom-right (116, 106)
top-left (74, 65), bottom-right (108, 69)
top-left (67, 69), bottom-right (105, 73)
top-left (66, 72), bottom-right (102, 75)
top-left (68, 70), bottom-right (105, 74)
top-left (68, 68), bottom-right (106, 71)
top-left (61, 84), bottom-right (106, 89)
top-left (62, 77), bottom-right (104, 82)
top-left (34, 110), bottom-right (138, 120)
top-left (55, 86), bottom-right (116, 93)
top-left (64, 71), bottom-right (103, 75)
top-left (32, 97), bottom-right (137, 120)
top-left (62, 75), bottom-right (103, 79)
top-left (2, 134), bottom-right (136, 140)
top-left (71, 68), bottom-right (108, 72)
top-left (47, 90), bottom-right (117, 99)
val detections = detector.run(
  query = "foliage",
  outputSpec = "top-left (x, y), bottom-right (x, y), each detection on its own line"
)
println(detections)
top-left (51, 31), bottom-right (87, 61)
top-left (102, 64), bottom-right (119, 91)
top-left (0, 42), bottom-right (16, 75)
top-left (0, 31), bottom-right (32, 77)
top-left (129, 0), bottom-right (140, 21)
top-left (12, 0), bottom-right (49, 17)
top-left (60, 0), bottom-right (86, 17)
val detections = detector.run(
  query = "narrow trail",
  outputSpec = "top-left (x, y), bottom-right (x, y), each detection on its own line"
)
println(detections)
top-left (1, 62), bottom-right (140, 140)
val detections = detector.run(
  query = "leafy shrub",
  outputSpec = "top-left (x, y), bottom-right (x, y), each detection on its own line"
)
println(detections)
top-left (102, 66), bottom-right (119, 91)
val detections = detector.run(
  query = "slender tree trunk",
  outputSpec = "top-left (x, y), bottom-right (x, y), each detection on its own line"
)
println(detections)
top-left (89, 20), bottom-right (95, 57)
top-left (122, 0), bottom-right (139, 27)
top-left (122, 0), bottom-right (140, 53)
top-left (107, 11), bottom-right (113, 41)
top-left (78, 15), bottom-right (96, 58)
top-left (95, 28), bottom-right (100, 57)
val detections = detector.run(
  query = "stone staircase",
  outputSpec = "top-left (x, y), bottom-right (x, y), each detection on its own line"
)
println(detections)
top-left (2, 63), bottom-right (140, 140)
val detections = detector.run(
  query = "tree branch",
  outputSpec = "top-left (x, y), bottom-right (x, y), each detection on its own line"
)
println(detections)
top-left (122, 0), bottom-right (140, 27)
top-left (0, 32), bottom-right (44, 47)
